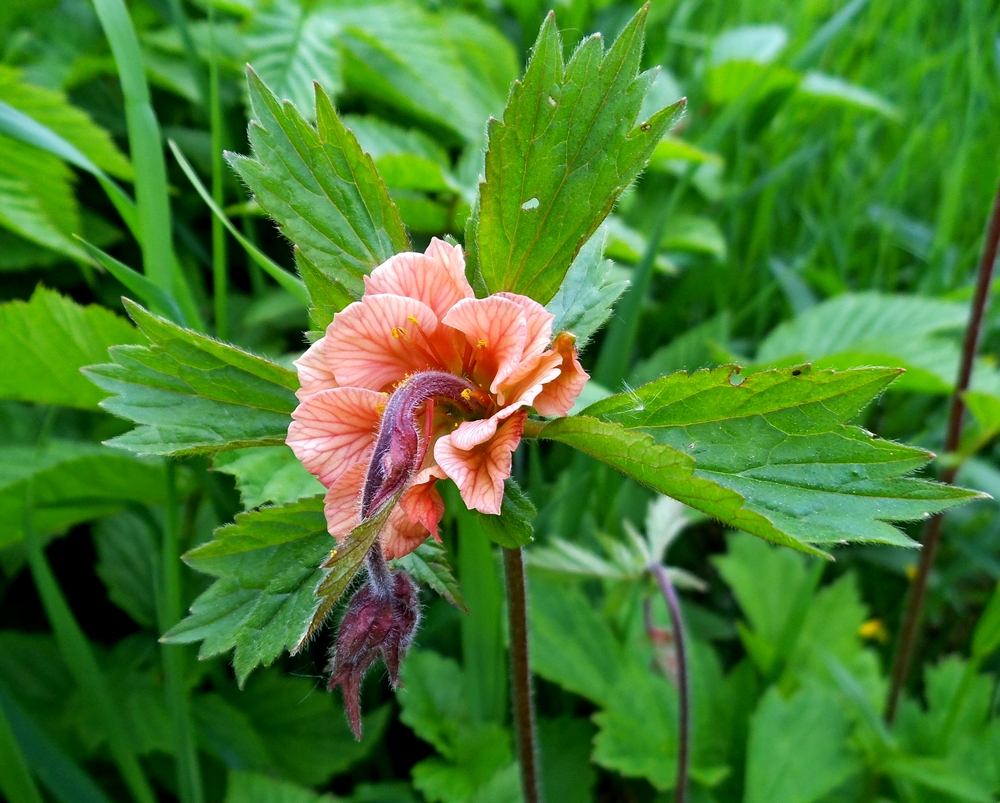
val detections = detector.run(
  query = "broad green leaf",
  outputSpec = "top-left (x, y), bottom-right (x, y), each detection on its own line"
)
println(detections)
top-left (0, 286), bottom-right (143, 410)
top-left (541, 366), bottom-right (982, 555)
top-left (545, 228), bottom-right (629, 349)
top-left (411, 729), bottom-right (514, 803)
top-left (0, 66), bottom-right (132, 180)
top-left (0, 439), bottom-right (167, 549)
top-left (94, 511), bottom-right (159, 628)
top-left (474, 478), bottom-right (536, 548)
top-left (338, 5), bottom-right (518, 144)
top-left (0, 152), bottom-right (83, 260)
top-left (244, 0), bottom-right (342, 115)
top-left (663, 213), bottom-right (727, 260)
top-left (744, 686), bottom-right (860, 803)
top-left (798, 72), bottom-right (900, 119)
top-left (755, 292), bottom-right (984, 394)
top-left (397, 650), bottom-right (466, 757)
top-left (223, 771), bottom-right (337, 803)
top-left (206, 671), bottom-right (387, 785)
top-left (213, 446), bottom-right (324, 510)
top-left (971, 581), bottom-right (1000, 661)
top-left (884, 755), bottom-right (994, 803)
top-left (527, 576), bottom-right (623, 706)
top-left (84, 301), bottom-right (299, 456)
top-left (344, 115), bottom-right (457, 194)
top-left (538, 717), bottom-right (597, 803)
top-left (229, 69), bottom-right (409, 306)
top-left (475, 8), bottom-right (685, 304)
top-left (396, 540), bottom-right (467, 613)
top-left (163, 493), bottom-right (399, 684)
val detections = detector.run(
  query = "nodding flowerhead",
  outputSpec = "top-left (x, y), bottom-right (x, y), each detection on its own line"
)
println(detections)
top-left (287, 238), bottom-right (588, 562)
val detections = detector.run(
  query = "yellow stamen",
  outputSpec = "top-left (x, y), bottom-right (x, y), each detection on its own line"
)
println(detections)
top-left (461, 389), bottom-right (472, 401)
top-left (476, 339), bottom-right (488, 348)
top-left (407, 315), bottom-right (420, 325)
top-left (392, 327), bottom-right (405, 339)
top-left (375, 402), bottom-right (387, 416)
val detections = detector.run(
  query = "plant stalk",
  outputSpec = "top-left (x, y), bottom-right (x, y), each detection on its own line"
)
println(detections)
top-left (157, 464), bottom-right (204, 803)
top-left (886, 172), bottom-right (1000, 723)
top-left (502, 546), bottom-right (542, 803)
top-left (208, 4), bottom-right (228, 340)
top-left (651, 564), bottom-right (690, 803)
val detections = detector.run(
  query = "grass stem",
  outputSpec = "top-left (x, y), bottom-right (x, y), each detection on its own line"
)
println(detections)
top-left (886, 171), bottom-right (1000, 722)
top-left (208, 5), bottom-right (228, 339)
top-left (157, 464), bottom-right (204, 803)
top-left (502, 546), bottom-right (542, 803)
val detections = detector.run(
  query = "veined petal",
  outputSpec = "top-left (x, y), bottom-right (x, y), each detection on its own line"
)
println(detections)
top-left (442, 296), bottom-right (527, 393)
top-left (287, 387), bottom-right (383, 487)
top-left (497, 350), bottom-right (562, 413)
top-left (434, 410), bottom-right (526, 515)
top-left (534, 333), bottom-right (589, 416)
top-left (497, 292), bottom-right (554, 359)
top-left (382, 507), bottom-right (430, 560)
top-left (326, 294), bottom-right (443, 391)
top-left (400, 466), bottom-right (446, 539)
top-left (365, 238), bottom-right (473, 319)
top-left (293, 336), bottom-right (338, 402)
top-left (324, 460), bottom-right (367, 540)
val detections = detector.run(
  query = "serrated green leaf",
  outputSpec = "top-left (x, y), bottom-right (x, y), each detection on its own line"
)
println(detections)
top-left (161, 497), bottom-right (331, 683)
top-left (541, 366), bottom-right (982, 554)
top-left (296, 248), bottom-right (354, 333)
top-left (0, 286), bottom-right (143, 410)
top-left (0, 439), bottom-right (167, 549)
top-left (228, 69), bottom-right (408, 307)
top-left (213, 446), bottom-right (324, 510)
top-left (475, 8), bottom-right (685, 304)
top-left (545, 228), bottom-right (628, 349)
top-left (164, 493), bottom-right (401, 684)
top-left (744, 686), bottom-right (860, 803)
top-left (84, 300), bottom-right (299, 456)
top-left (396, 540), bottom-right (467, 613)
top-left (474, 478), bottom-right (535, 548)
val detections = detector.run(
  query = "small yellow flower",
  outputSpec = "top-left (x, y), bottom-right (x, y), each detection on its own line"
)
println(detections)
top-left (858, 618), bottom-right (889, 643)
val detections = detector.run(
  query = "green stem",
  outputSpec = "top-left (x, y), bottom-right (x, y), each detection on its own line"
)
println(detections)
top-left (24, 414), bottom-right (156, 803)
top-left (502, 546), bottom-right (542, 803)
top-left (208, 4), bottom-right (228, 339)
top-left (157, 463), bottom-right (204, 803)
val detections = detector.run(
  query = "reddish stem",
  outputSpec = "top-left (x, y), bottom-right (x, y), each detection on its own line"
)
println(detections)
top-left (885, 173), bottom-right (1000, 723)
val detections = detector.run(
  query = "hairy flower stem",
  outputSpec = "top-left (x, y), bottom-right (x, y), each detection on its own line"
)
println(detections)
top-left (503, 546), bottom-right (542, 803)
top-left (651, 564), bottom-right (690, 803)
top-left (886, 173), bottom-right (1000, 723)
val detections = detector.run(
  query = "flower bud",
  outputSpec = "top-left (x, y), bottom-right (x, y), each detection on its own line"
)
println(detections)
top-left (327, 566), bottom-right (420, 739)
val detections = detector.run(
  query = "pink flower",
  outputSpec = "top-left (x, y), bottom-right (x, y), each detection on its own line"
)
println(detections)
top-left (287, 238), bottom-right (588, 559)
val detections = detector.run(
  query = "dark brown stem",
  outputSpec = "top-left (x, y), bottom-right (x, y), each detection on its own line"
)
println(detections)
top-left (503, 546), bottom-right (542, 803)
top-left (651, 564), bottom-right (690, 803)
top-left (886, 173), bottom-right (1000, 723)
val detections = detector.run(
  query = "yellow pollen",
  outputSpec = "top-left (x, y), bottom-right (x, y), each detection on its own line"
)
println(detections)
top-left (407, 315), bottom-right (420, 325)
top-left (461, 389), bottom-right (472, 400)
top-left (476, 339), bottom-right (488, 348)
top-left (375, 402), bottom-right (387, 416)
top-left (392, 327), bottom-right (405, 339)
top-left (858, 619), bottom-right (888, 643)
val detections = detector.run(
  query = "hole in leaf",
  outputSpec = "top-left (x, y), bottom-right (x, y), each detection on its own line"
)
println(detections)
top-left (521, 198), bottom-right (540, 211)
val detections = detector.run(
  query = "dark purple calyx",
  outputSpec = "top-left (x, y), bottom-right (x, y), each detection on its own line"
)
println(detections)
top-left (360, 370), bottom-right (482, 520)
top-left (328, 550), bottom-right (420, 739)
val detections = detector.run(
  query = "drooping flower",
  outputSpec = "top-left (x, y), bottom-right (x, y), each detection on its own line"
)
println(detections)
top-left (287, 238), bottom-right (588, 560)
